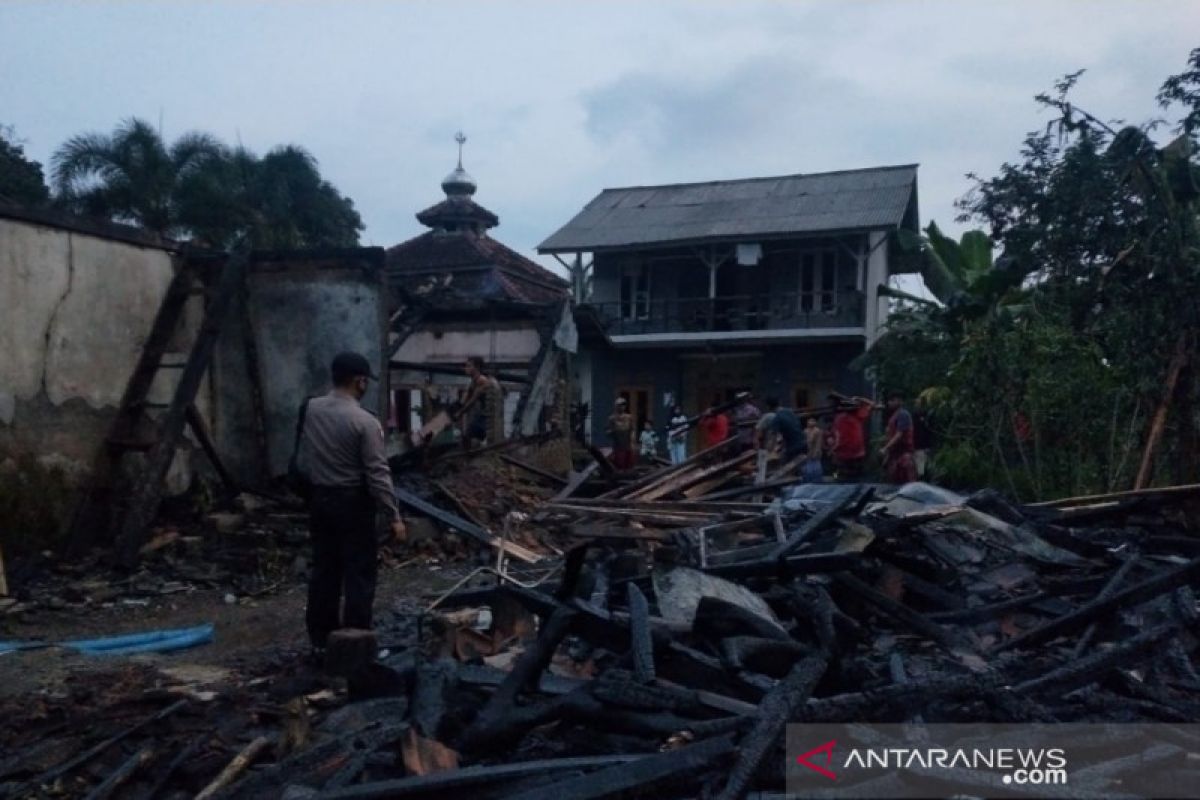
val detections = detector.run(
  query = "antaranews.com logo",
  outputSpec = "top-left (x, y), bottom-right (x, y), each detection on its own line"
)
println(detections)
top-left (795, 739), bottom-right (1068, 787)
top-left (786, 723), bottom-right (1200, 798)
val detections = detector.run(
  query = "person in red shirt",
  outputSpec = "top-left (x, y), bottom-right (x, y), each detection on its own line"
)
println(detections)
top-left (829, 394), bottom-right (875, 479)
top-left (700, 400), bottom-right (730, 450)
top-left (880, 391), bottom-right (918, 484)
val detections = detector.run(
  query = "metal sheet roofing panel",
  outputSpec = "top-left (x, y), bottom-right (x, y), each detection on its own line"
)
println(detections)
top-left (538, 165), bottom-right (918, 252)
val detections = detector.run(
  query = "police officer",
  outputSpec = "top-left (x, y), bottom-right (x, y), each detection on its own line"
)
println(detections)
top-left (297, 351), bottom-right (406, 656)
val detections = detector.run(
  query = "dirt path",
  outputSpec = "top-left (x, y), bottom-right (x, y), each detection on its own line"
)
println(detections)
top-left (0, 563), bottom-right (458, 700)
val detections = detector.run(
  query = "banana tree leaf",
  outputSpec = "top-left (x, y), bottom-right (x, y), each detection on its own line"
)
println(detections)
top-left (958, 231), bottom-right (994, 279)
top-left (924, 221), bottom-right (966, 282)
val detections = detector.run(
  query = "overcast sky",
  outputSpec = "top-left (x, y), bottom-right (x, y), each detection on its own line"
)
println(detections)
top-left (2, 1), bottom-right (1197, 283)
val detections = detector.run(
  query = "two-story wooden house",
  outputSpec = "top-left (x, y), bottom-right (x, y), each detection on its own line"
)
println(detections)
top-left (538, 164), bottom-right (919, 442)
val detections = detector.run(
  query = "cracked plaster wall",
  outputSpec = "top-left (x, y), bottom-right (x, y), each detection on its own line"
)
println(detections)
top-left (0, 217), bottom-right (181, 475)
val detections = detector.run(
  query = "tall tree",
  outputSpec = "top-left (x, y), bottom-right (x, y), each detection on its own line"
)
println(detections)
top-left (52, 118), bottom-right (364, 248)
top-left (51, 117), bottom-right (222, 235)
top-left (0, 125), bottom-right (51, 207)
top-left (175, 143), bottom-right (363, 249)
top-left (863, 49), bottom-right (1200, 498)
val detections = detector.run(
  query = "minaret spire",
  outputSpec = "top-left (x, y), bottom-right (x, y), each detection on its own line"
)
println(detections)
top-left (455, 131), bottom-right (466, 169)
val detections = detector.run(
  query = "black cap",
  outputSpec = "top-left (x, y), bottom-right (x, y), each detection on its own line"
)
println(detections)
top-left (331, 351), bottom-right (378, 381)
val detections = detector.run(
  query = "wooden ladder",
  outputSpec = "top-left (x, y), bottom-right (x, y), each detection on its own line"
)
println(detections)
top-left (65, 251), bottom-right (249, 564)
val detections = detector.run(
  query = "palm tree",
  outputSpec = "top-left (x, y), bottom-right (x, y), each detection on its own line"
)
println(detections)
top-left (173, 144), bottom-right (259, 248)
top-left (176, 143), bottom-right (363, 249)
top-left (52, 118), bottom-right (363, 248)
top-left (51, 117), bottom-right (222, 236)
top-left (248, 145), bottom-right (363, 249)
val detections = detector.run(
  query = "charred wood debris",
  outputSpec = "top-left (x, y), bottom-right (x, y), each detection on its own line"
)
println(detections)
top-left (4, 436), bottom-right (1200, 799)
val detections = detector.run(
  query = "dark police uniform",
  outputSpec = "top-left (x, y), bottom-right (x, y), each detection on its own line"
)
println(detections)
top-left (296, 385), bottom-right (401, 649)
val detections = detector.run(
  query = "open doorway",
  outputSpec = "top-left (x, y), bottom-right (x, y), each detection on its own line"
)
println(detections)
top-left (616, 385), bottom-right (653, 432)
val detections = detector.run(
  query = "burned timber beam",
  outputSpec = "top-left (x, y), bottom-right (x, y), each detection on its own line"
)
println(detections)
top-left (461, 607), bottom-right (576, 752)
top-left (627, 583), bottom-right (655, 683)
top-left (716, 654), bottom-right (829, 800)
top-left (994, 556), bottom-right (1200, 653)
top-left (316, 755), bottom-right (640, 799)
top-left (507, 734), bottom-right (736, 800)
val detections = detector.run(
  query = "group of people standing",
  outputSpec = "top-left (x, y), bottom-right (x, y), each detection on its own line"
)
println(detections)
top-left (604, 389), bottom-right (929, 484)
top-left (291, 349), bottom-right (929, 667)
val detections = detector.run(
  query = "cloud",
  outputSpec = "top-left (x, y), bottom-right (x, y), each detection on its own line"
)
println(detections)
top-left (2, 0), bottom-right (1198, 279)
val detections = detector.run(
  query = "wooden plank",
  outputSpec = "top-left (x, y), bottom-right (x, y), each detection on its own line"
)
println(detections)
top-left (689, 476), bottom-right (799, 503)
top-left (565, 527), bottom-right (672, 542)
top-left (515, 301), bottom-right (569, 436)
top-left (195, 735), bottom-right (273, 800)
top-left (433, 480), bottom-right (491, 531)
top-left (552, 461), bottom-right (600, 502)
top-left (766, 452), bottom-right (806, 480)
top-left (587, 444), bottom-right (617, 477)
top-left (833, 572), bottom-right (965, 650)
top-left (627, 583), bottom-right (655, 683)
top-left (82, 746), bottom-right (153, 800)
top-left (394, 488), bottom-right (541, 564)
top-left (1071, 555), bottom-right (1140, 659)
top-left (462, 608), bottom-right (575, 751)
top-left (16, 700), bottom-right (187, 796)
top-left (435, 430), bottom-right (556, 462)
top-left (1028, 481), bottom-right (1200, 509)
top-left (1134, 333), bottom-right (1189, 490)
top-left (631, 450), bottom-right (756, 502)
top-left (767, 485), bottom-right (863, 560)
top-left (703, 552), bottom-right (858, 580)
top-left (316, 756), bottom-right (640, 800)
top-left (64, 267), bottom-right (196, 557)
top-left (115, 252), bottom-right (249, 565)
top-left (500, 454), bottom-right (568, 487)
top-left (993, 556), bottom-right (1200, 653)
top-left (386, 301), bottom-right (429, 360)
top-left (544, 505), bottom-right (723, 526)
top-left (682, 471), bottom-right (743, 500)
top-left (557, 498), bottom-right (768, 513)
top-left (390, 359), bottom-right (528, 384)
top-left (597, 435), bottom-right (741, 500)
top-left (715, 655), bottom-right (828, 800)
top-left (507, 735), bottom-right (736, 800)
top-left (185, 404), bottom-right (238, 493)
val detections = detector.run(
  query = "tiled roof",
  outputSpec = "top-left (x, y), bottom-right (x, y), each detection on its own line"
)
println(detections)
top-left (386, 231), bottom-right (568, 305)
top-left (538, 164), bottom-right (919, 252)
top-left (415, 197), bottom-right (500, 230)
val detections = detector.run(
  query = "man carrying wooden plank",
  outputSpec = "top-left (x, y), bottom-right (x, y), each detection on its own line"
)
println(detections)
top-left (461, 356), bottom-right (505, 448)
top-left (760, 396), bottom-right (806, 465)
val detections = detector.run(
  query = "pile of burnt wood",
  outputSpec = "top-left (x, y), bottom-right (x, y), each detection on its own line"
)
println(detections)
top-left (249, 482), bottom-right (1200, 798)
top-left (8, 480), bottom-right (1200, 799)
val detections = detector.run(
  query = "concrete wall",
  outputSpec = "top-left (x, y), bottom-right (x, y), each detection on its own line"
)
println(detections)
top-left (0, 216), bottom-right (188, 471)
top-left (1, 212), bottom-right (393, 547)
top-left (394, 323), bottom-right (542, 365)
top-left (0, 212), bottom-right (195, 549)
top-left (228, 251), bottom-right (388, 480)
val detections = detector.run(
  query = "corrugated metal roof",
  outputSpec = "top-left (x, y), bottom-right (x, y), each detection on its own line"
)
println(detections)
top-left (538, 164), bottom-right (918, 252)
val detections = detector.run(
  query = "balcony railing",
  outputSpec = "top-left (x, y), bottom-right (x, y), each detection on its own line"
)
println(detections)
top-left (589, 291), bottom-right (865, 337)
